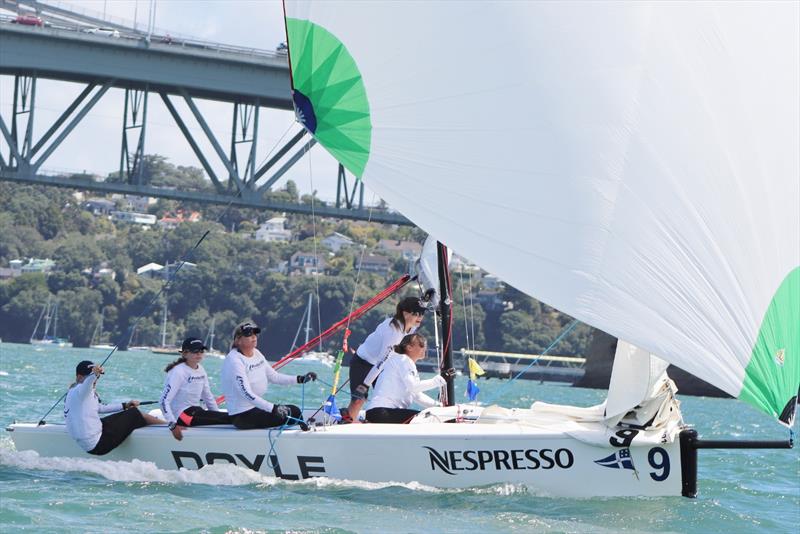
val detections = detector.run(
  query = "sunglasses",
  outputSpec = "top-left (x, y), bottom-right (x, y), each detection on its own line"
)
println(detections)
top-left (240, 327), bottom-right (260, 337)
top-left (410, 311), bottom-right (425, 317)
top-left (186, 349), bottom-right (205, 354)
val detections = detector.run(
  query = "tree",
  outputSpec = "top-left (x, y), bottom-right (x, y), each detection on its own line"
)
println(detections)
top-left (57, 288), bottom-right (102, 347)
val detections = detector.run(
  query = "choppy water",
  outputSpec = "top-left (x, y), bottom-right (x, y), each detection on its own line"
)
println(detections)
top-left (1, 342), bottom-right (797, 533)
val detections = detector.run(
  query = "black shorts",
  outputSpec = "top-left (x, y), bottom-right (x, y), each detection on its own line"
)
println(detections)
top-left (88, 408), bottom-right (147, 455)
top-left (177, 406), bottom-right (231, 426)
top-left (349, 354), bottom-right (373, 401)
top-left (230, 405), bottom-right (303, 430)
top-left (365, 407), bottom-right (419, 424)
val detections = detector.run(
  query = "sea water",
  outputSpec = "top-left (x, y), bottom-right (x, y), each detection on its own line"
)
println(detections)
top-left (1, 343), bottom-right (797, 533)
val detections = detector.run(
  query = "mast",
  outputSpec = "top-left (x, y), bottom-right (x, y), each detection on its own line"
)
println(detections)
top-left (160, 294), bottom-right (168, 347)
top-left (304, 292), bottom-right (313, 345)
top-left (52, 300), bottom-right (59, 340)
top-left (437, 241), bottom-right (454, 405)
top-left (30, 298), bottom-right (48, 343)
top-left (208, 317), bottom-right (216, 352)
top-left (42, 296), bottom-right (53, 340)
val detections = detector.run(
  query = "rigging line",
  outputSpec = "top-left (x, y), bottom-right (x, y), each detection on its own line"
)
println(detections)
top-left (458, 263), bottom-right (470, 355)
top-left (481, 320), bottom-right (579, 407)
top-left (468, 268), bottom-right (476, 351)
top-left (344, 191), bottom-right (378, 333)
top-left (253, 119), bottom-right (297, 171)
top-left (304, 143), bottom-right (323, 353)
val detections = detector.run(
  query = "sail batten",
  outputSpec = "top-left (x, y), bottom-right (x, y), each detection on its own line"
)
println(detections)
top-left (285, 1), bottom-right (799, 425)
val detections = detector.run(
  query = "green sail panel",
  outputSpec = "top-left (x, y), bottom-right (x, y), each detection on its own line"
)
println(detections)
top-left (740, 267), bottom-right (800, 426)
top-left (286, 18), bottom-right (371, 178)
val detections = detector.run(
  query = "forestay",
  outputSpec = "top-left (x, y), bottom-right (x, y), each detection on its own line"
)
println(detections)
top-left (284, 1), bottom-right (799, 424)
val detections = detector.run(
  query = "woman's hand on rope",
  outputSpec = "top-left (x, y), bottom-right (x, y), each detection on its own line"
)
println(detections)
top-left (440, 368), bottom-right (456, 379)
top-left (297, 372), bottom-right (318, 384)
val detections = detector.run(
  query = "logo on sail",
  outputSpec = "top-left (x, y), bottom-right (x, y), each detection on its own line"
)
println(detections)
top-left (774, 348), bottom-right (785, 367)
top-left (594, 448), bottom-right (636, 471)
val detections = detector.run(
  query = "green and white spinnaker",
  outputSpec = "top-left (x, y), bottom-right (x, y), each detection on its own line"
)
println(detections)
top-left (284, 1), bottom-right (799, 425)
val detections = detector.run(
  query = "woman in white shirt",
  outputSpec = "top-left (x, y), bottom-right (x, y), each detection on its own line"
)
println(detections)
top-left (343, 296), bottom-right (426, 422)
top-left (220, 322), bottom-right (317, 430)
top-left (160, 337), bottom-right (231, 441)
top-left (64, 360), bottom-right (164, 455)
top-left (365, 333), bottom-right (446, 424)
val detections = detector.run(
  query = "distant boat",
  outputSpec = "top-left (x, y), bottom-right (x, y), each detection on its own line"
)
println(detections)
top-left (204, 317), bottom-right (225, 358)
top-left (149, 293), bottom-right (176, 354)
top-left (288, 293), bottom-right (333, 367)
top-left (89, 309), bottom-right (116, 350)
top-left (29, 296), bottom-right (72, 348)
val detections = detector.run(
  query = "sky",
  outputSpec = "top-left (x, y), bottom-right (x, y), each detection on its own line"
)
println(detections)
top-left (0, 0), bottom-right (353, 202)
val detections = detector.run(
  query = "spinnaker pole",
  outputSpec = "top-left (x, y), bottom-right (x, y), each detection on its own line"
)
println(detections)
top-left (437, 241), bottom-right (454, 405)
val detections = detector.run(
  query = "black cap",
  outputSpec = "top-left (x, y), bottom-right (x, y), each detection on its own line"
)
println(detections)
top-left (76, 360), bottom-right (95, 376)
top-left (234, 322), bottom-right (261, 337)
top-left (181, 337), bottom-right (208, 352)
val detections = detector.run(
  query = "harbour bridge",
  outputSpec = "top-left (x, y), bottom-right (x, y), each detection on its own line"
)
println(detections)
top-left (0, 0), bottom-right (410, 225)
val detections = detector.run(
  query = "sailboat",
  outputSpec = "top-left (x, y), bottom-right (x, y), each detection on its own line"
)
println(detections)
top-left (7, 3), bottom-right (798, 497)
top-left (150, 294), bottom-right (176, 354)
top-left (203, 317), bottom-right (225, 359)
top-left (29, 296), bottom-right (72, 348)
top-left (89, 309), bottom-right (116, 351)
top-left (287, 293), bottom-right (334, 367)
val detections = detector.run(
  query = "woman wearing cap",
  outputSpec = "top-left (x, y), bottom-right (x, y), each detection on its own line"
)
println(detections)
top-left (220, 322), bottom-right (317, 430)
top-left (64, 361), bottom-right (164, 455)
top-left (365, 333), bottom-right (446, 423)
top-left (160, 337), bottom-right (231, 441)
top-left (342, 296), bottom-right (426, 423)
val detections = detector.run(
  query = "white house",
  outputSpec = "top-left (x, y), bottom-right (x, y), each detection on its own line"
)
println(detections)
top-left (255, 217), bottom-right (292, 242)
top-left (136, 262), bottom-right (164, 278)
top-left (111, 211), bottom-right (156, 226)
top-left (290, 252), bottom-right (326, 275)
top-left (321, 232), bottom-right (355, 253)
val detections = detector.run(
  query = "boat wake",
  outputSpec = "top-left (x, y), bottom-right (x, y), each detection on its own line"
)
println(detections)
top-left (0, 439), bottom-right (532, 494)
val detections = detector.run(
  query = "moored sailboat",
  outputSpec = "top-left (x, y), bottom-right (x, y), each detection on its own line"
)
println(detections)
top-left (7, 2), bottom-right (798, 497)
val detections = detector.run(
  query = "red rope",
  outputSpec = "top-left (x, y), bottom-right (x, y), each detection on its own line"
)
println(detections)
top-left (272, 274), bottom-right (413, 370)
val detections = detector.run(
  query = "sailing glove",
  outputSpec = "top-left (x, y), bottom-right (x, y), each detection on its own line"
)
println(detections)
top-left (441, 368), bottom-right (456, 379)
top-left (297, 372), bottom-right (317, 384)
top-left (272, 404), bottom-right (291, 419)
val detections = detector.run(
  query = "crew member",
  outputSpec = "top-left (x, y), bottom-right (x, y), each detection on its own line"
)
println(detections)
top-left (64, 361), bottom-right (164, 455)
top-left (220, 322), bottom-right (317, 430)
top-left (343, 296), bottom-right (426, 422)
top-left (161, 337), bottom-right (231, 441)
top-left (365, 333), bottom-right (453, 424)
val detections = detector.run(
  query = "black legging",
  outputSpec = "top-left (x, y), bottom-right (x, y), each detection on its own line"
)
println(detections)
top-left (365, 407), bottom-right (419, 424)
top-left (176, 406), bottom-right (232, 426)
top-left (230, 405), bottom-right (303, 429)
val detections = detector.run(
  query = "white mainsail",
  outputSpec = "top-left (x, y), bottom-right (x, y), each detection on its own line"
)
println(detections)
top-left (284, 2), bottom-right (799, 425)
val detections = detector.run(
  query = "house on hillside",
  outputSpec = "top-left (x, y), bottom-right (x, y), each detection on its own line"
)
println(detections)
top-left (158, 210), bottom-right (201, 230)
top-left (290, 252), bottom-right (326, 275)
top-left (255, 217), bottom-right (292, 242)
top-left (136, 262), bottom-right (164, 279)
top-left (85, 198), bottom-right (116, 216)
top-left (117, 195), bottom-right (155, 213)
top-left (481, 273), bottom-right (504, 290)
top-left (321, 232), bottom-right (355, 253)
top-left (377, 239), bottom-right (422, 261)
top-left (20, 258), bottom-right (56, 274)
top-left (356, 254), bottom-right (391, 276)
top-left (111, 211), bottom-right (156, 226)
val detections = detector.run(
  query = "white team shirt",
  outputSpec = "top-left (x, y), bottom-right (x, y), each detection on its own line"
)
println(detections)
top-left (358, 317), bottom-right (419, 387)
top-left (64, 373), bottom-right (125, 451)
top-left (220, 348), bottom-right (296, 416)
top-left (159, 362), bottom-right (219, 425)
top-left (366, 352), bottom-right (445, 410)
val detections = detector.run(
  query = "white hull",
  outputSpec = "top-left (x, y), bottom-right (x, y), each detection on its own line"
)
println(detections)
top-left (7, 407), bottom-right (686, 497)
